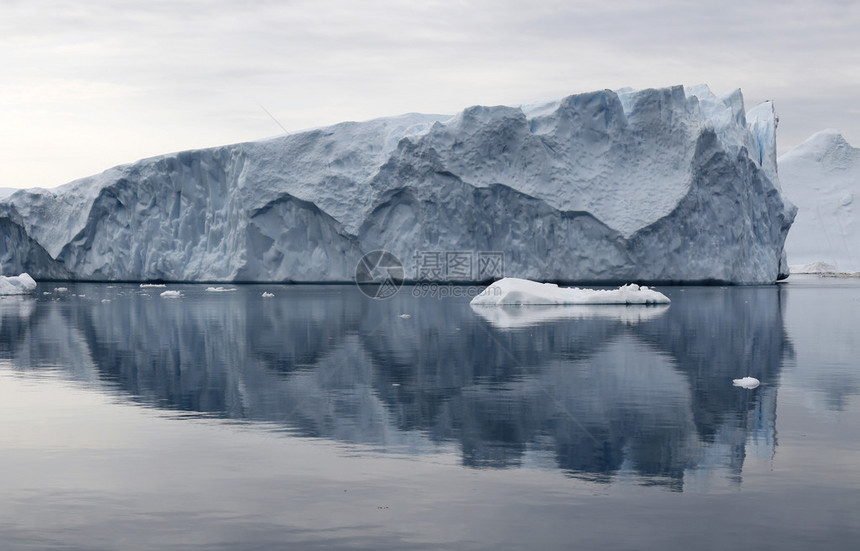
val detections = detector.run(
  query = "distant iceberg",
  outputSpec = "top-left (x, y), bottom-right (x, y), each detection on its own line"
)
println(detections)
top-left (789, 261), bottom-right (839, 274)
top-left (780, 130), bottom-right (860, 273)
top-left (470, 278), bottom-right (670, 306)
top-left (0, 85), bottom-right (795, 284)
top-left (0, 273), bottom-right (37, 295)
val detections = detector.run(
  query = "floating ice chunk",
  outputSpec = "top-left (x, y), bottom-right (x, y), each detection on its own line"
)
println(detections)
top-left (398, 314), bottom-right (412, 319)
top-left (732, 376), bottom-right (760, 389)
top-left (261, 292), bottom-right (275, 298)
top-left (101, 299), bottom-right (111, 303)
top-left (206, 287), bottom-right (237, 292)
top-left (160, 290), bottom-right (182, 298)
top-left (140, 283), bottom-right (167, 288)
top-left (470, 278), bottom-right (671, 306)
top-left (55, 287), bottom-right (68, 292)
top-left (0, 273), bottom-right (37, 295)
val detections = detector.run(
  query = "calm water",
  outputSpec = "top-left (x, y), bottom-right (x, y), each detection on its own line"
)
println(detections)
top-left (1, 278), bottom-right (858, 550)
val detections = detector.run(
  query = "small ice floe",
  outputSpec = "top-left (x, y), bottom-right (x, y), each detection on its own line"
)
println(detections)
top-left (398, 314), bottom-right (411, 319)
top-left (732, 377), bottom-right (760, 389)
top-left (43, 291), bottom-right (52, 295)
top-left (206, 287), bottom-right (237, 292)
top-left (262, 292), bottom-right (275, 298)
top-left (470, 277), bottom-right (670, 306)
top-left (160, 290), bottom-right (182, 298)
top-left (55, 287), bottom-right (68, 292)
top-left (0, 273), bottom-right (37, 295)
top-left (140, 283), bottom-right (166, 288)
top-left (101, 299), bottom-right (111, 303)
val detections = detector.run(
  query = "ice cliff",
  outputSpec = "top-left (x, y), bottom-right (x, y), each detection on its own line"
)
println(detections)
top-left (0, 85), bottom-right (795, 283)
top-left (778, 130), bottom-right (860, 273)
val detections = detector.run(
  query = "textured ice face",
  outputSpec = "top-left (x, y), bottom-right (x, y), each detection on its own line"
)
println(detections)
top-left (0, 85), bottom-right (795, 284)
top-left (779, 130), bottom-right (860, 273)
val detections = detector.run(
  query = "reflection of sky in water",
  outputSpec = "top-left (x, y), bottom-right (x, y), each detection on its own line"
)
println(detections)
top-left (2, 280), bottom-right (860, 549)
top-left (781, 277), bottom-right (860, 411)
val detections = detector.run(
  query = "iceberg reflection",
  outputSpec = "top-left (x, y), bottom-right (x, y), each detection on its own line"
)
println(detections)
top-left (470, 303), bottom-right (670, 329)
top-left (0, 284), bottom-right (792, 489)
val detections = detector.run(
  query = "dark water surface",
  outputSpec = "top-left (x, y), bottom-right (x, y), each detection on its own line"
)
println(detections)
top-left (1, 278), bottom-right (858, 550)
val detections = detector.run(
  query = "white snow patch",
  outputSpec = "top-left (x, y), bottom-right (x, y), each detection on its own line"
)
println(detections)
top-left (732, 377), bottom-right (760, 389)
top-left (470, 278), bottom-right (671, 306)
top-left (0, 273), bottom-right (37, 295)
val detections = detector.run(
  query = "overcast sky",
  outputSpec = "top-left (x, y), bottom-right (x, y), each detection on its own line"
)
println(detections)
top-left (2, 0), bottom-right (859, 190)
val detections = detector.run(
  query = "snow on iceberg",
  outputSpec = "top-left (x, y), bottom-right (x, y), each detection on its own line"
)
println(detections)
top-left (0, 273), bottom-right (37, 295)
top-left (470, 278), bottom-right (670, 306)
top-left (0, 85), bottom-right (795, 284)
top-left (779, 130), bottom-right (860, 273)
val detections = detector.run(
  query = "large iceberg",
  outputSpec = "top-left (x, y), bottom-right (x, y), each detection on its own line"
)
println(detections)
top-left (0, 85), bottom-right (795, 284)
top-left (778, 130), bottom-right (860, 273)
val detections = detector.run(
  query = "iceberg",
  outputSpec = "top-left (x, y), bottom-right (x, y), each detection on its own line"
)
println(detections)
top-left (0, 272), bottom-right (37, 295)
top-left (789, 261), bottom-right (838, 274)
top-left (470, 277), bottom-right (670, 306)
top-left (0, 85), bottom-right (795, 284)
top-left (779, 130), bottom-right (860, 273)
